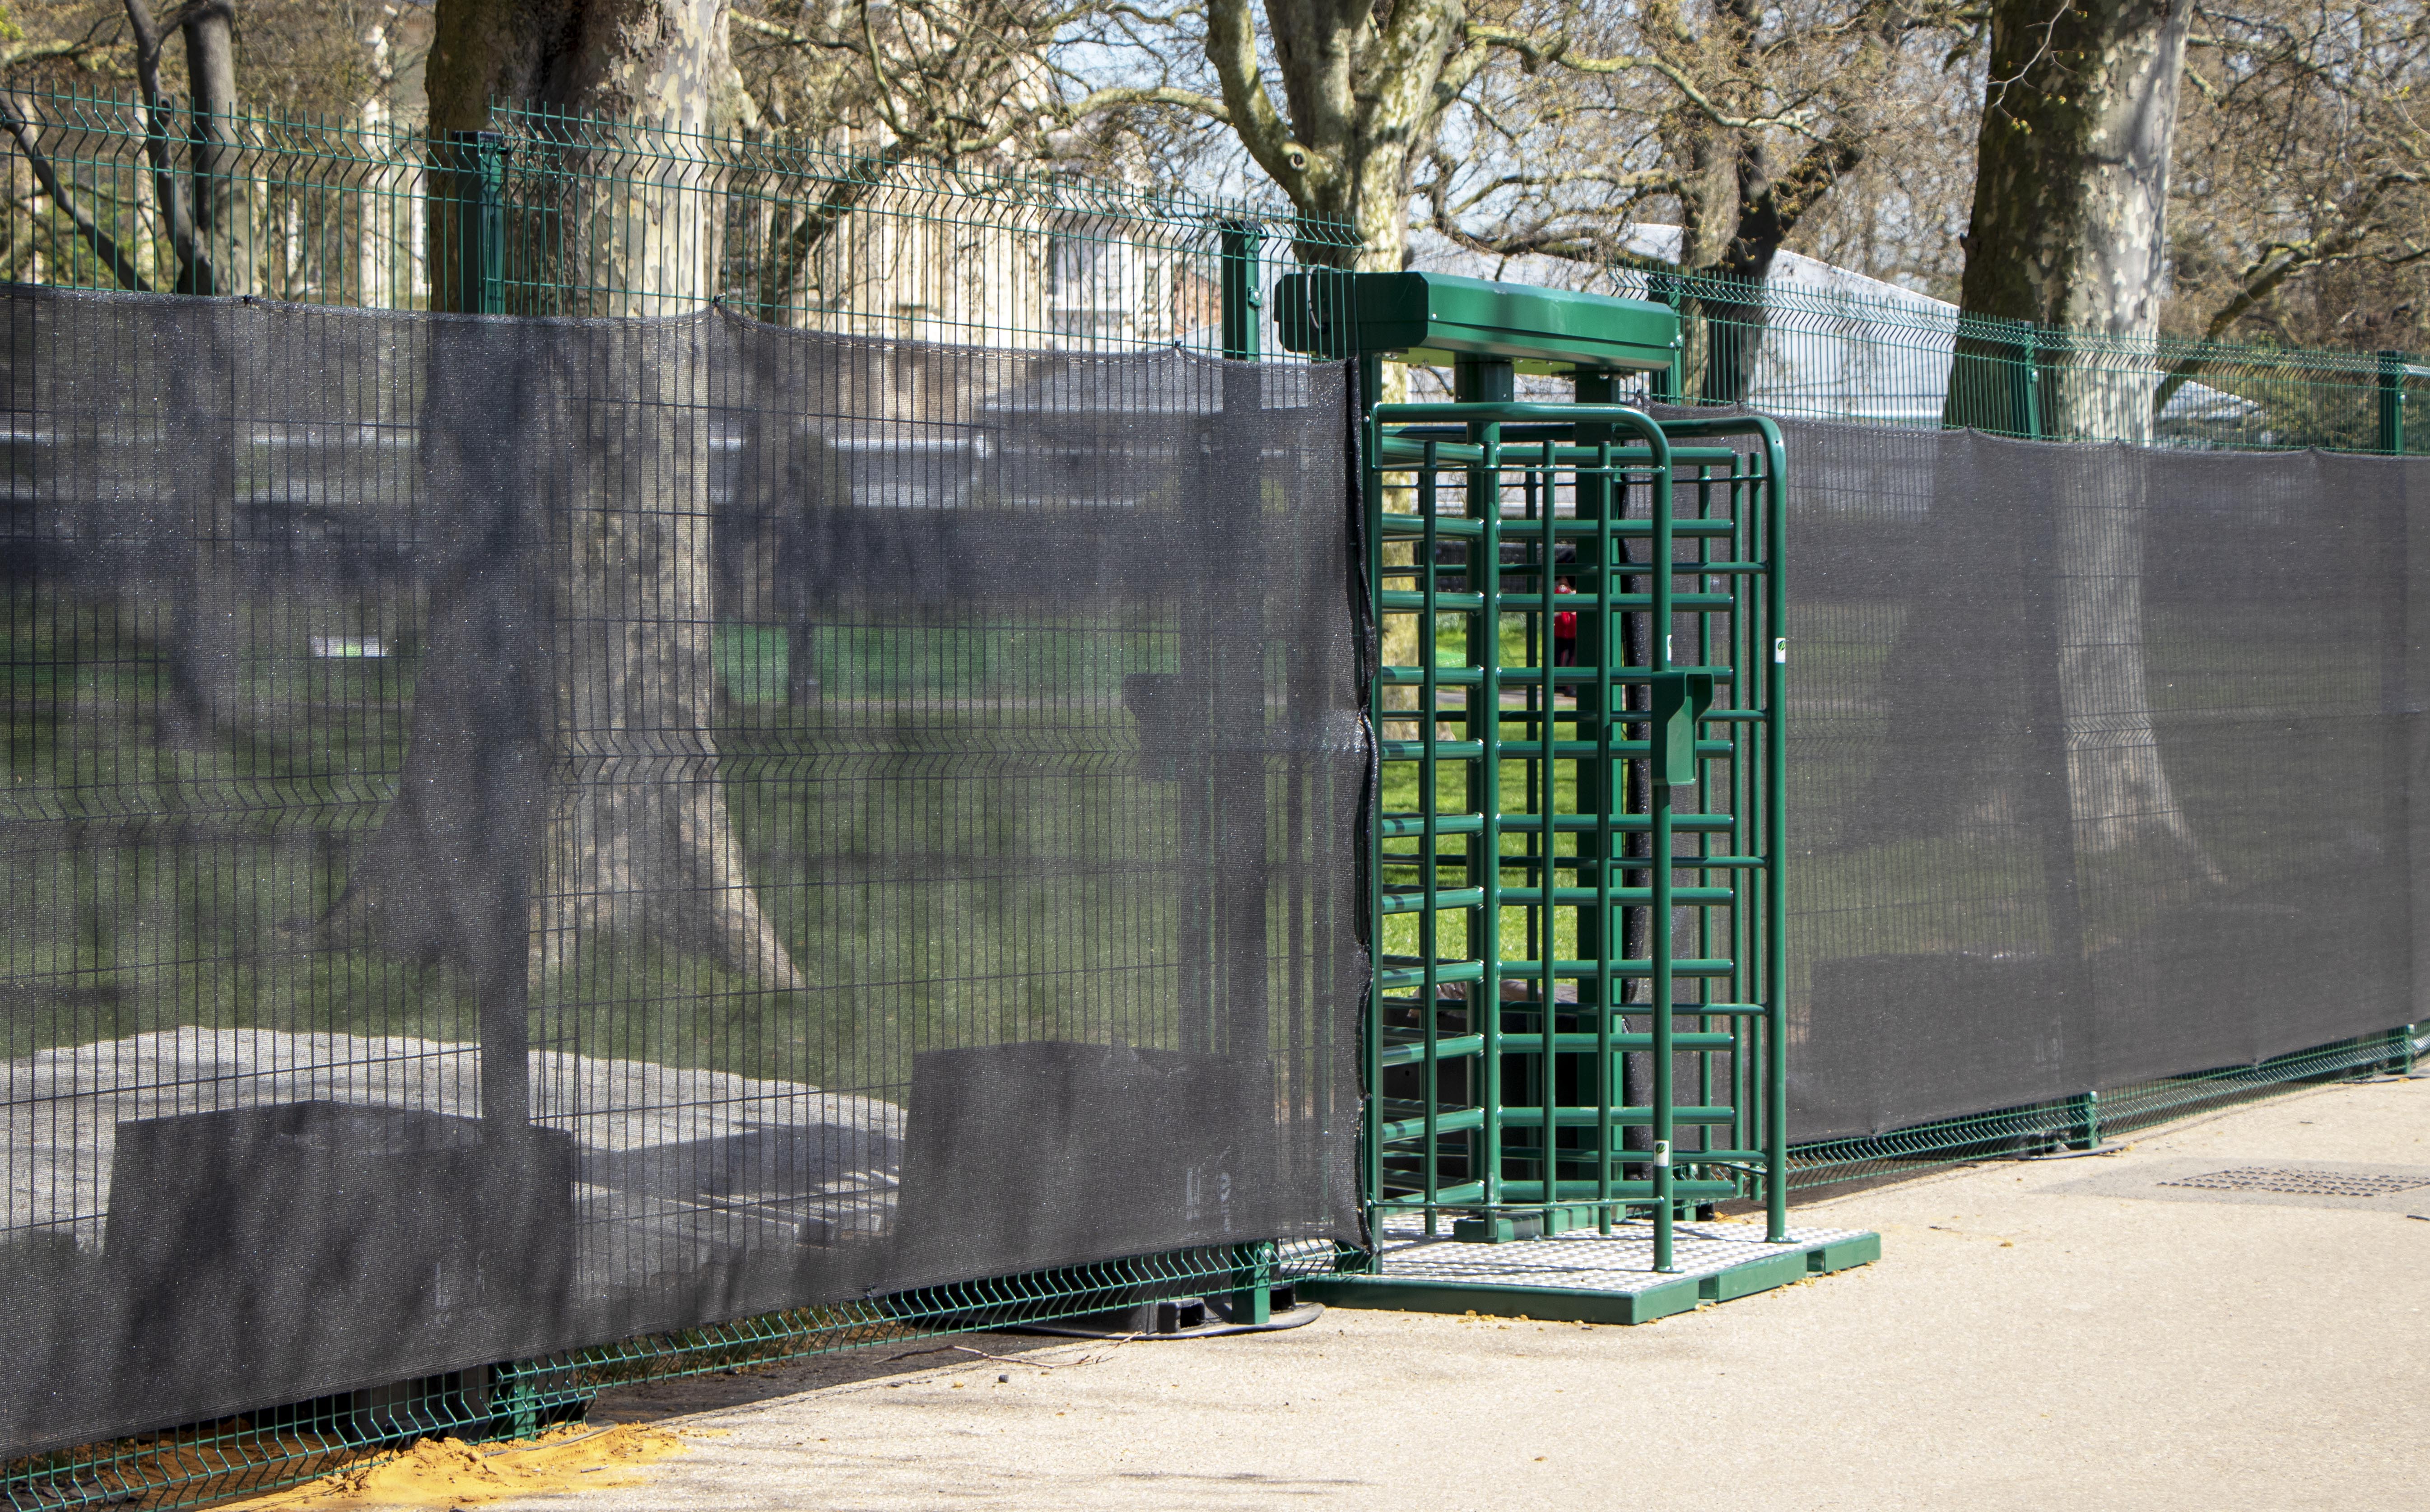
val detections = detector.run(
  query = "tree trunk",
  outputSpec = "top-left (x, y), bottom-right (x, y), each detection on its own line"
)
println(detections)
top-left (115, 2), bottom-right (241, 753)
top-left (1946, 0), bottom-right (2210, 866)
top-left (182, 2), bottom-right (237, 270)
top-left (1699, 133), bottom-right (1865, 405)
top-left (1205, 0), bottom-right (1477, 276)
top-left (359, 0), bottom-right (806, 998)
top-left (120, 0), bottom-right (217, 295)
top-left (543, 316), bottom-right (804, 989)
top-left (1665, 117), bottom-right (1737, 401)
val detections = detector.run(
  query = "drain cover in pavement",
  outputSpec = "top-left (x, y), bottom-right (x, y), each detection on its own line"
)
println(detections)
top-left (2158, 1167), bottom-right (2430, 1198)
top-left (2046, 1158), bottom-right (2430, 1210)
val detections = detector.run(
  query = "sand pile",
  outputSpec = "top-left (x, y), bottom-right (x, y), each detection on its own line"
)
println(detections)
top-left (221, 1424), bottom-right (687, 1509)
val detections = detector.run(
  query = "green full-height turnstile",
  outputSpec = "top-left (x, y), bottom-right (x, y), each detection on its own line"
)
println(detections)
top-left (1279, 272), bottom-right (1791, 1274)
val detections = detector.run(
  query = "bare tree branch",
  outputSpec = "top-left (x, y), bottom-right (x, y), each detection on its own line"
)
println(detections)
top-left (0, 94), bottom-right (152, 291)
top-left (1204, 0), bottom-right (1315, 196)
top-left (1467, 22), bottom-right (1823, 135)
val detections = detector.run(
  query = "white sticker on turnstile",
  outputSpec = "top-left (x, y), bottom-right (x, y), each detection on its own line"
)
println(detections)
top-left (1665, 633), bottom-right (1674, 662)
top-left (1653, 1140), bottom-right (1672, 1168)
top-left (1774, 637), bottom-right (1788, 664)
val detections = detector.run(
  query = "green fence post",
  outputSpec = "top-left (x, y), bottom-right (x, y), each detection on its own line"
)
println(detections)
top-left (2011, 326), bottom-right (2043, 441)
top-left (1219, 222), bottom-right (1263, 361)
top-left (2076, 1089), bottom-right (2102, 1150)
top-left (1228, 1240), bottom-right (1275, 1324)
top-left (2379, 350), bottom-right (2407, 455)
top-left (1649, 274), bottom-right (1681, 402)
top-left (448, 129), bottom-right (506, 316)
top-left (448, 126), bottom-right (526, 1150)
top-left (489, 1362), bottom-right (539, 1440)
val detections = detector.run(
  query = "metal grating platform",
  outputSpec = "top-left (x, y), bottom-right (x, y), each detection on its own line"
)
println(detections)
top-left (1296, 1214), bottom-right (1881, 1325)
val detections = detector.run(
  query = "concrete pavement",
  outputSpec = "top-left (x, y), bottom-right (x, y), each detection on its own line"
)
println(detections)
top-left (478, 1074), bottom-right (2430, 1512)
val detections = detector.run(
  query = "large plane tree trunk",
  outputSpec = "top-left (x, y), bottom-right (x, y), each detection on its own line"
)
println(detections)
top-left (1944, 0), bottom-right (2208, 865)
top-left (348, 0), bottom-right (805, 1002)
top-left (1204, 0), bottom-right (1483, 278)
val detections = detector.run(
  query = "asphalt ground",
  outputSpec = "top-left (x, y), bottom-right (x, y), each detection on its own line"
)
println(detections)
top-left (456, 1073), bottom-right (2430, 1511)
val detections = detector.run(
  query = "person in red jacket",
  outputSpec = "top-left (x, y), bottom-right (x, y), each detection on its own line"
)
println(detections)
top-left (1552, 578), bottom-right (1578, 666)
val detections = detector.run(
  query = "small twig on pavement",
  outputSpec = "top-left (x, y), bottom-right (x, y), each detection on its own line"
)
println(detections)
top-left (882, 1336), bottom-right (1138, 1370)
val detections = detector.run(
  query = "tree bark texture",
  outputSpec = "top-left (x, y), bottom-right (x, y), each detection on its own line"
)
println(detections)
top-left (182, 2), bottom-right (237, 251)
top-left (1947, 0), bottom-right (2207, 865)
top-left (1206, 0), bottom-right (1483, 273)
top-left (1951, 0), bottom-right (2190, 431)
top-left (363, 0), bottom-right (806, 1003)
top-left (540, 317), bottom-right (805, 989)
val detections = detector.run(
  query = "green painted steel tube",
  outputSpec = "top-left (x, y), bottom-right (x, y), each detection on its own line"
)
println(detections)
top-left (1218, 222), bottom-right (1263, 361)
top-left (1370, 1178), bottom-right (1740, 1208)
top-left (1534, 438), bottom-right (1560, 1232)
top-left (1420, 447), bottom-right (1443, 1229)
top-left (2014, 327), bottom-right (2043, 440)
top-left (1475, 414), bottom-right (1505, 1209)
top-left (447, 130), bottom-right (506, 316)
top-left (1361, 379), bottom-right (1386, 1264)
top-left (1657, 414), bottom-right (1790, 1242)
top-left (2379, 349), bottom-right (2407, 456)
top-left (1650, 428), bottom-right (1677, 1271)
top-left (1575, 371), bottom-right (1621, 1233)
top-left (1759, 427), bottom-right (1789, 1240)
top-left (1373, 401), bottom-right (1667, 426)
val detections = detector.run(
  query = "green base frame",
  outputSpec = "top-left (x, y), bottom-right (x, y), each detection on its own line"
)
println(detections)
top-left (1298, 1232), bottom-right (1880, 1325)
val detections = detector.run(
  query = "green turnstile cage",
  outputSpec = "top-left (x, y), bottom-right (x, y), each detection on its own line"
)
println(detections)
top-left (1281, 272), bottom-right (1789, 1268)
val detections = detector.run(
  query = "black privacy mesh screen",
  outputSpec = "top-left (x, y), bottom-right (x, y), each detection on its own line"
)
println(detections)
top-left (0, 286), bottom-right (1363, 1457)
top-left (1786, 420), bottom-right (2423, 1139)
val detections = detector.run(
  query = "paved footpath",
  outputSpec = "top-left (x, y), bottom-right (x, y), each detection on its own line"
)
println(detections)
top-left (485, 1075), bottom-right (2430, 1512)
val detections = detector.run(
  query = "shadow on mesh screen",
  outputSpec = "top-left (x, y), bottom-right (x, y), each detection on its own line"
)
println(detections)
top-left (885, 1040), bottom-right (1276, 1298)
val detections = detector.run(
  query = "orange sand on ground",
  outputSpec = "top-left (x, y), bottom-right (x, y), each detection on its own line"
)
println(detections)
top-left (215, 1424), bottom-right (687, 1510)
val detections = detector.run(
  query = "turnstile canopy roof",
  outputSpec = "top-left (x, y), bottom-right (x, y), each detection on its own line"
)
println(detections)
top-left (1274, 270), bottom-right (1679, 374)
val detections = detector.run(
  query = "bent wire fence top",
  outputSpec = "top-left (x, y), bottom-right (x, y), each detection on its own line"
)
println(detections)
top-left (0, 88), bottom-right (1357, 348)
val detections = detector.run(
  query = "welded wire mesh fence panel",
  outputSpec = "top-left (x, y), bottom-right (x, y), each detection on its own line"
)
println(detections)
top-left (0, 284), bottom-right (1363, 1464)
top-left (0, 91), bottom-right (1355, 354)
top-left (1578, 267), bottom-right (2416, 451)
top-left (1777, 417), bottom-right (2423, 1142)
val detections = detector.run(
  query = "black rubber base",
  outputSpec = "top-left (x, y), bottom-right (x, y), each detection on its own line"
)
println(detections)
top-left (1008, 1292), bottom-right (1326, 1340)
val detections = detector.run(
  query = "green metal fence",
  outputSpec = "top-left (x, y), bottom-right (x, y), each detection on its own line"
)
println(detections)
top-left (1590, 267), bottom-right (2427, 454)
top-left (0, 86), bottom-right (1359, 1512)
top-left (1788, 1025), bottom-right (2424, 1193)
top-left (0, 88), bottom-right (1355, 342)
top-left (4, 79), bottom-right (2425, 1512)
